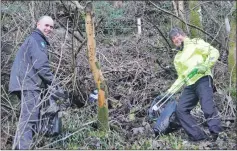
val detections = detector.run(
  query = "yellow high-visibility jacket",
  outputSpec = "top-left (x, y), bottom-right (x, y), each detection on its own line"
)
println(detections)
top-left (167, 37), bottom-right (220, 93)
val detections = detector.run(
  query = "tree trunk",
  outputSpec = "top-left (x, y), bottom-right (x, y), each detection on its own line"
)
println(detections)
top-left (177, 1), bottom-right (185, 20)
top-left (84, 2), bottom-right (109, 131)
top-left (172, 1), bottom-right (179, 16)
top-left (228, 2), bottom-right (236, 86)
top-left (172, 1), bottom-right (189, 34)
top-left (188, 1), bottom-right (203, 38)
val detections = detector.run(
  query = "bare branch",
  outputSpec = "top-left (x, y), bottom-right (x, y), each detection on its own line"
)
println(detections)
top-left (148, 0), bottom-right (228, 51)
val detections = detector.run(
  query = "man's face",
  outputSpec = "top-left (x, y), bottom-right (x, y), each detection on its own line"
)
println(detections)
top-left (171, 34), bottom-right (185, 47)
top-left (37, 17), bottom-right (54, 37)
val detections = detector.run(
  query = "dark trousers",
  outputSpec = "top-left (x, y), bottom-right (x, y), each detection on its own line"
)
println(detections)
top-left (12, 90), bottom-right (41, 150)
top-left (176, 76), bottom-right (222, 140)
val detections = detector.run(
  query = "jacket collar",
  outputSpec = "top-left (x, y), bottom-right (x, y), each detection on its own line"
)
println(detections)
top-left (183, 37), bottom-right (191, 44)
top-left (33, 29), bottom-right (50, 46)
top-left (176, 37), bottom-right (190, 51)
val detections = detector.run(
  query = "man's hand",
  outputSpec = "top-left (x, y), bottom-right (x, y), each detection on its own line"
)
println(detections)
top-left (195, 64), bottom-right (208, 74)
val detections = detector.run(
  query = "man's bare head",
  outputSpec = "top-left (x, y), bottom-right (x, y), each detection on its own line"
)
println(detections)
top-left (36, 16), bottom-right (54, 37)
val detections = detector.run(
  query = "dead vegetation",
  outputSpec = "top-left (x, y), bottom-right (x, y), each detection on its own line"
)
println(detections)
top-left (1, 1), bottom-right (236, 149)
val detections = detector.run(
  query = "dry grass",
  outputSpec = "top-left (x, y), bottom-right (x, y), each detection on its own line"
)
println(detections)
top-left (1, 1), bottom-right (236, 149)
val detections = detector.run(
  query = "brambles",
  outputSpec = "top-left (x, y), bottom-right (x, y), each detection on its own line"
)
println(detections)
top-left (1, 1), bottom-right (236, 150)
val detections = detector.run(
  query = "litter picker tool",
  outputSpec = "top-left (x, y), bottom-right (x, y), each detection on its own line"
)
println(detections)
top-left (152, 68), bottom-right (198, 111)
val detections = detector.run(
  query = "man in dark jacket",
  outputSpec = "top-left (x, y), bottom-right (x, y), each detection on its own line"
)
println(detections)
top-left (9, 16), bottom-right (61, 149)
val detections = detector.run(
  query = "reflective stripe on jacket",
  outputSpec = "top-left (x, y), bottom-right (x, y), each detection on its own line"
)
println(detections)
top-left (167, 37), bottom-right (220, 93)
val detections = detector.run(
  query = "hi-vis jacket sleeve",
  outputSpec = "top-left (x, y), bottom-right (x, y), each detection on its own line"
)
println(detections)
top-left (196, 39), bottom-right (220, 68)
top-left (167, 62), bottom-right (185, 94)
top-left (167, 77), bottom-right (183, 94)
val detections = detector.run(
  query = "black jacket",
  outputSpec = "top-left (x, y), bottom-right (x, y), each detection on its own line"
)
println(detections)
top-left (9, 29), bottom-right (55, 92)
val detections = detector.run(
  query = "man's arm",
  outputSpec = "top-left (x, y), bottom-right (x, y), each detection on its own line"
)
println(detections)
top-left (29, 38), bottom-right (55, 85)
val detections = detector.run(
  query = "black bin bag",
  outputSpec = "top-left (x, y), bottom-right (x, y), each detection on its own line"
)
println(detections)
top-left (38, 96), bottom-right (62, 137)
top-left (148, 95), bottom-right (181, 137)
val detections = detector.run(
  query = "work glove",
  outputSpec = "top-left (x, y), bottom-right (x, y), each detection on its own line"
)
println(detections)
top-left (195, 64), bottom-right (208, 74)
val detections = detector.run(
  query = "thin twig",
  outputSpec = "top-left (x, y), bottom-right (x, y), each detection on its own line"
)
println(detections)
top-left (75, 17), bottom-right (104, 55)
top-left (57, 18), bottom-right (84, 43)
top-left (144, 17), bottom-right (172, 49)
top-left (148, 0), bottom-right (228, 51)
top-left (38, 120), bottom-right (96, 149)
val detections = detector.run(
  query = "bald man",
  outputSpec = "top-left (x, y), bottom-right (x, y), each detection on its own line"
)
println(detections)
top-left (9, 16), bottom-right (58, 149)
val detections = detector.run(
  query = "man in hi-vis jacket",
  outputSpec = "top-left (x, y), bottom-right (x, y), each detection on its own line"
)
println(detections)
top-left (167, 27), bottom-right (222, 142)
top-left (9, 16), bottom-right (64, 149)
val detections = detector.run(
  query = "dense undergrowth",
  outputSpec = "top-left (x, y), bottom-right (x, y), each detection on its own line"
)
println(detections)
top-left (1, 1), bottom-right (236, 150)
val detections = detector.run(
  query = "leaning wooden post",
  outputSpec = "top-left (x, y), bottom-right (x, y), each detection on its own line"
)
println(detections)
top-left (84, 2), bottom-right (109, 131)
